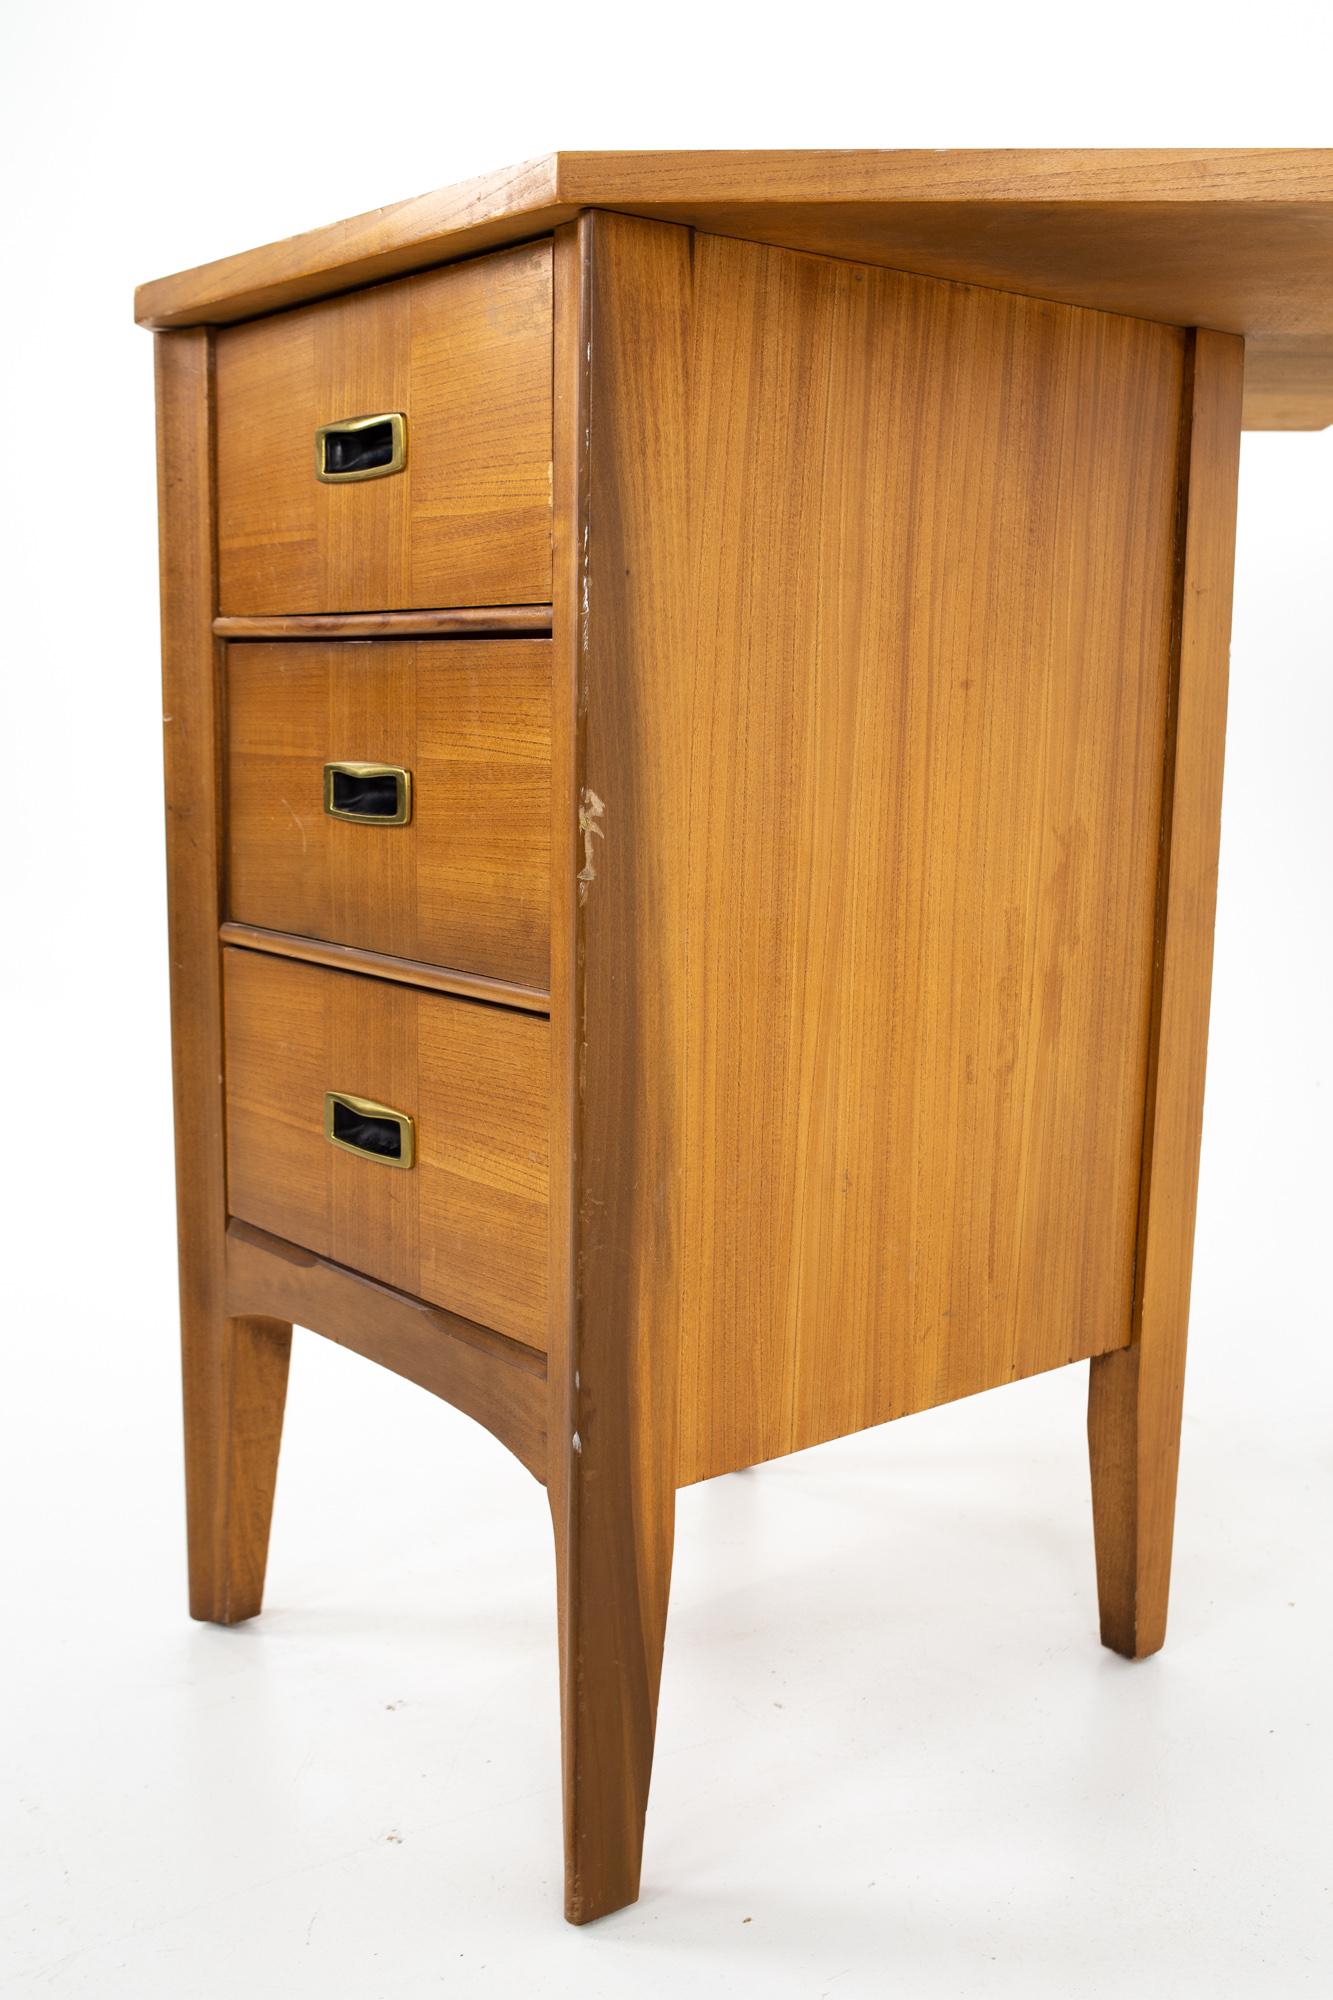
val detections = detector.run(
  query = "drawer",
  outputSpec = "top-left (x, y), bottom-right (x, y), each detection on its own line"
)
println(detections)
top-left (226, 639), bottom-right (550, 989)
top-left (223, 949), bottom-right (549, 1350)
top-left (215, 242), bottom-right (552, 614)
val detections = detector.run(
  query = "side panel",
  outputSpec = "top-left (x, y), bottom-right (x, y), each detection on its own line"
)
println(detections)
top-left (573, 223), bottom-right (1191, 1487)
top-left (675, 235), bottom-right (1191, 1480)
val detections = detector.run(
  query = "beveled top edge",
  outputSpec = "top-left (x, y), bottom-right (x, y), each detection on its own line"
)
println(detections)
top-left (134, 150), bottom-right (1333, 327)
top-left (554, 148), bottom-right (1333, 205)
top-left (135, 151), bottom-right (1333, 430)
top-left (135, 152), bottom-right (566, 329)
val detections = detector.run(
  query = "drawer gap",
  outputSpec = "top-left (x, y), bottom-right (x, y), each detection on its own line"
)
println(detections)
top-left (214, 606), bottom-right (554, 640)
top-left (219, 923), bottom-right (551, 1015)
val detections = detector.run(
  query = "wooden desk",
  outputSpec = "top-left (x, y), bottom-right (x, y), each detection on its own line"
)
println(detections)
top-left (138, 150), bottom-right (1333, 1925)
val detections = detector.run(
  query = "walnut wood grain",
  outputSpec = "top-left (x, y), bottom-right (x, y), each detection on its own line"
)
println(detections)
top-left (156, 328), bottom-right (292, 1625)
top-left (1087, 330), bottom-right (1245, 1659)
top-left (219, 923), bottom-right (549, 1012)
top-left (214, 607), bottom-right (553, 639)
top-left (223, 949), bottom-right (550, 1351)
top-left (135, 150), bottom-right (1333, 429)
top-left (226, 1221), bottom-right (547, 1481)
top-left (216, 242), bottom-right (553, 613)
top-left (225, 638), bottom-right (551, 988)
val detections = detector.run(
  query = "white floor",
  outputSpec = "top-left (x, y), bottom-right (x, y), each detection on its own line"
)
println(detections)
top-left (3, 440), bottom-right (1330, 1996)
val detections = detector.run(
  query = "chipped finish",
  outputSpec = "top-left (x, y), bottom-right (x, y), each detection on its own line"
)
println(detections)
top-left (576, 787), bottom-right (604, 900)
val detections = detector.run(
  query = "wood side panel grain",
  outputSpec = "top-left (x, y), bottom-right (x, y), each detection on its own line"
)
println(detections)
top-left (548, 214), bottom-right (691, 1925)
top-left (136, 151), bottom-right (1333, 428)
top-left (667, 236), bottom-right (1189, 1485)
top-left (1088, 330), bottom-right (1245, 1659)
top-left (579, 195), bottom-right (1330, 433)
top-left (155, 328), bottom-right (292, 1624)
top-left (223, 949), bottom-right (550, 1350)
top-left (225, 639), bottom-right (551, 987)
top-left (215, 242), bottom-right (553, 613)
top-left (226, 1221), bottom-right (548, 1481)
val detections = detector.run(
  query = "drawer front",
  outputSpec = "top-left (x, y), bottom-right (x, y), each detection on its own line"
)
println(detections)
top-left (216, 242), bottom-right (552, 614)
top-left (224, 950), bottom-right (549, 1350)
top-left (226, 639), bottom-right (550, 988)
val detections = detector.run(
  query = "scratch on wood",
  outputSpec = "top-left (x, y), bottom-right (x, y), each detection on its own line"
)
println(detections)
top-left (581, 520), bottom-right (591, 654)
top-left (578, 788), bottom-right (605, 902)
top-left (280, 795), bottom-right (310, 856)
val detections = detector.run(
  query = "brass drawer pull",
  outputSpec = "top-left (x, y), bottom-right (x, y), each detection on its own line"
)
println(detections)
top-left (323, 762), bottom-right (412, 825)
top-left (314, 411), bottom-right (407, 483)
top-left (324, 1091), bottom-right (415, 1169)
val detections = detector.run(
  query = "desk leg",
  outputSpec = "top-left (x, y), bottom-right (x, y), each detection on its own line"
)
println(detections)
top-left (549, 1434), bottom-right (676, 1925)
top-left (155, 329), bottom-right (293, 1629)
top-left (546, 212), bottom-right (686, 1923)
top-left (1088, 328), bottom-right (1243, 1659)
top-left (1088, 1345), bottom-right (1184, 1658)
top-left (182, 1312), bottom-right (292, 1625)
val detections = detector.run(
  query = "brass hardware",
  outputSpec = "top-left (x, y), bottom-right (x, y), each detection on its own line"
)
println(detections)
top-left (314, 411), bottom-right (407, 483)
top-left (322, 761), bottom-right (412, 825)
top-left (323, 1091), bottom-right (415, 1169)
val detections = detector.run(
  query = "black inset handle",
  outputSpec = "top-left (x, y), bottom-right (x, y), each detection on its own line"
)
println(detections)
top-left (324, 1092), bottom-right (415, 1170)
top-left (332, 1102), bottom-right (401, 1157)
top-left (323, 762), bottom-right (412, 825)
top-left (314, 411), bottom-right (407, 483)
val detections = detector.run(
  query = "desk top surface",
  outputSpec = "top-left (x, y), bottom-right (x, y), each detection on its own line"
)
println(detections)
top-left (136, 150), bottom-right (1333, 430)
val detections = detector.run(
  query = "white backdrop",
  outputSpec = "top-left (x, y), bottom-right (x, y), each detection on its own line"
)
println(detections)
top-left (2, 5), bottom-right (1330, 1994)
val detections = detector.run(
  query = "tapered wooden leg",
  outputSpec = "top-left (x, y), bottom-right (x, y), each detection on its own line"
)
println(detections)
top-left (1087, 329), bottom-right (1243, 1662)
top-left (1087, 1345), bottom-right (1185, 1657)
top-left (550, 1458), bottom-right (675, 1924)
top-left (544, 213), bottom-right (685, 1924)
top-left (156, 333), bottom-right (291, 1629)
top-left (182, 1311), bottom-right (292, 1625)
